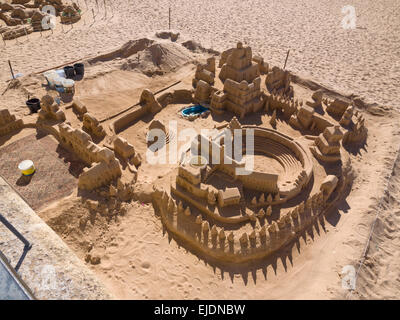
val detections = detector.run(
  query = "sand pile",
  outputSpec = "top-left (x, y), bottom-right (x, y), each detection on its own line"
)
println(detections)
top-left (87, 35), bottom-right (204, 75)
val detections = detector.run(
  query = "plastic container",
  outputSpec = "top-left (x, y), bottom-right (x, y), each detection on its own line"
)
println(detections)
top-left (18, 160), bottom-right (35, 176)
top-left (62, 78), bottom-right (75, 94)
top-left (55, 69), bottom-right (66, 78)
top-left (26, 98), bottom-right (41, 113)
top-left (73, 63), bottom-right (84, 77)
top-left (64, 66), bottom-right (75, 79)
top-left (44, 70), bottom-right (58, 88)
top-left (54, 77), bottom-right (64, 93)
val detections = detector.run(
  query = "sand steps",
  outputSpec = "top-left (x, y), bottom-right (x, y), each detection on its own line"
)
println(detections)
top-left (244, 136), bottom-right (304, 192)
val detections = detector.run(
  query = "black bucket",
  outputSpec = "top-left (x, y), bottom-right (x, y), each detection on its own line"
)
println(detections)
top-left (64, 66), bottom-right (75, 79)
top-left (73, 63), bottom-right (85, 77)
top-left (26, 98), bottom-right (41, 113)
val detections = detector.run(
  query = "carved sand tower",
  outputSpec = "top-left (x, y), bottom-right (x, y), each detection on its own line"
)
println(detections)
top-left (211, 42), bottom-right (264, 118)
top-left (311, 125), bottom-right (344, 162)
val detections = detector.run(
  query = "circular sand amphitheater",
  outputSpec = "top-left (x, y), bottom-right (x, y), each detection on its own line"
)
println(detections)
top-left (239, 126), bottom-right (313, 200)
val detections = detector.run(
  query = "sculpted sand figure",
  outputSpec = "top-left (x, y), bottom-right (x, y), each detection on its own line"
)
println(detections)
top-left (38, 95), bottom-right (66, 122)
top-left (265, 66), bottom-right (294, 98)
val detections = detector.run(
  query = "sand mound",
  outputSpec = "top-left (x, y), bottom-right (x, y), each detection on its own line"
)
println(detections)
top-left (87, 37), bottom-right (196, 74)
top-left (88, 38), bottom-right (154, 63)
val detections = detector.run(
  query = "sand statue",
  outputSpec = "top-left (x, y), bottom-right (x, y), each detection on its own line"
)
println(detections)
top-left (78, 151), bottom-right (122, 190)
top-left (38, 95), bottom-right (66, 122)
top-left (0, 109), bottom-right (23, 136)
top-left (219, 42), bottom-right (260, 83)
top-left (82, 113), bottom-right (106, 138)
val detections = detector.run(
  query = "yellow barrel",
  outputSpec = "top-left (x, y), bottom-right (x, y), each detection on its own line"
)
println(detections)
top-left (18, 160), bottom-right (35, 176)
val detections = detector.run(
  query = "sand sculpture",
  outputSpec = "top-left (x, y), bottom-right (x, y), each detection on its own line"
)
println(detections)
top-left (112, 89), bottom-right (162, 133)
top-left (252, 56), bottom-right (269, 74)
top-left (0, 38), bottom-right (370, 273)
top-left (58, 123), bottom-right (122, 190)
top-left (0, 108), bottom-right (23, 136)
top-left (38, 95), bottom-right (66, 122)
top-left (193, 57), bottom-right (216, 87)
top-left (311, 125), bottom-right (343, 162)
top-left (144, 41), bottom-right (366, 266)
top-left (210, 42), bottom-right (265, 118)
top-left (71, 98), bottom-right (88, 115)
top-left (265, 66), bottom-right (294, 98)
top-left (0, 0), bottom-right (81, 39)
top-left (82, 113), bottom-right (106, 138)
top-left (113, 136), bottom-right (142, 167)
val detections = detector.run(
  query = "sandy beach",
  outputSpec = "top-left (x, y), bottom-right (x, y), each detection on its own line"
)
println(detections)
top-left (1, 0), bottom-right (400, 300)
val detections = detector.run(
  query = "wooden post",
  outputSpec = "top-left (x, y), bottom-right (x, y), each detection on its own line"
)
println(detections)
top-left (169, 7), bottom-right (171, 30)
top-left (92, 8), bottom-right (95, 20)
top-left (104, 0), bottom-right (107, 19)
top-left (283, 49), bottom-right (290, 70)
top-left (8, 60), bottom-right (15, 80)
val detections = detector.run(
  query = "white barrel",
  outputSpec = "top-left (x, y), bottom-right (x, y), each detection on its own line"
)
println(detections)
top-left (44, 70), bottom-right (58, 88)
top-left (62, 79), bottom-right (75, 94)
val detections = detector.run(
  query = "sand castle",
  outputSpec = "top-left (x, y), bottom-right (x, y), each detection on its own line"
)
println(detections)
top-left (147, 41), bottom-right (365, 266)
top-left (0, 37), bottom-right (373, 291)
top-left (0, 0), bottom-right (81, 40)
top-left (0, 108), bottom-right (23, 135)
top-left (210, 42), bottom-right (264, 118)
